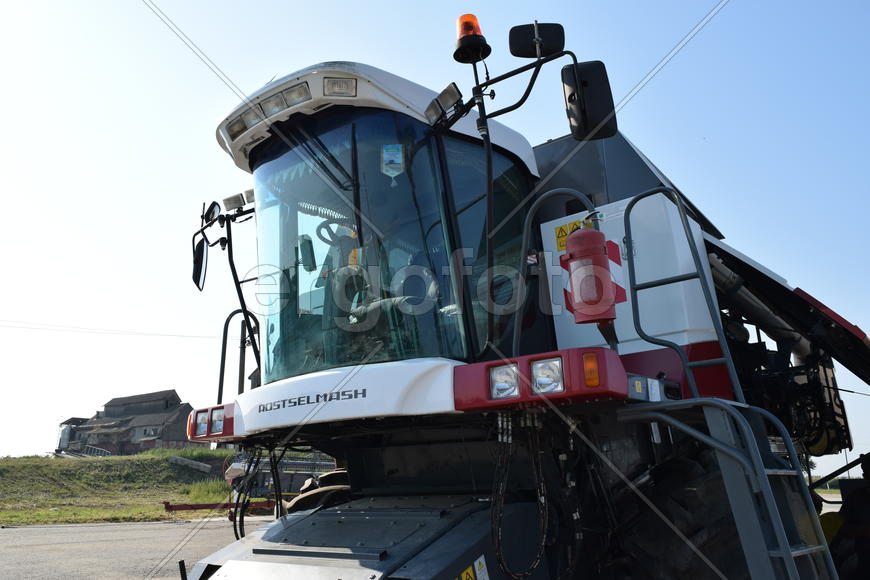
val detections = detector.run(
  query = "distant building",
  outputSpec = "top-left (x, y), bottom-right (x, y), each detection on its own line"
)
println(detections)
top-left (56, 389), bottom-right (205, 455)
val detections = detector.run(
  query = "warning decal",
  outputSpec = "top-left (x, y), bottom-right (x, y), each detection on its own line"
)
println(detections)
top-left (453, 555), bottom-right (490, 580)
top-left (554, 220), bottom-right (582, 251)
top-left (474, 555), bottom-right (491, 580)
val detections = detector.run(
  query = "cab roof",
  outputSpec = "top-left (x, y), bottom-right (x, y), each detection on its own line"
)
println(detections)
top-left (216, 61), bottom-right (539, 176)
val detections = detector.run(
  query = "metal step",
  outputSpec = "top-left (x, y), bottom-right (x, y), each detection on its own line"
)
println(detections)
top-left (769, 544), bottom-right (826, 558)
top-left (764, 468), bottom-right (801, 477)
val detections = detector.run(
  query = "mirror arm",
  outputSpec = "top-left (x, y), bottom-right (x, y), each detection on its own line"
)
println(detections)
top-left (469, 50), bottom-right (580, 121)
top-left (478, 49), bottom-right (573, 90)
top-left (228, 207), bottom-right (256, 220)
top-left (485, 60), bottom-right (544, 120)
top-left (224, 218), bottom-right (261, 369)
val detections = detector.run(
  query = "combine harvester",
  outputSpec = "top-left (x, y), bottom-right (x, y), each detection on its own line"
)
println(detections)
top-left (183, 16), bottom-right (868, 579)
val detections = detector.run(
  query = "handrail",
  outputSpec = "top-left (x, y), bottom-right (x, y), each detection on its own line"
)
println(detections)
top-left (622, 187), bottom-right (744, 402)
top-left (217, 308), bottom-right (260, 405)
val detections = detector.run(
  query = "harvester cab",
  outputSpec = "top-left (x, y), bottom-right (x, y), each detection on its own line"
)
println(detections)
top-left (183, 15), bottom-right (868, 580)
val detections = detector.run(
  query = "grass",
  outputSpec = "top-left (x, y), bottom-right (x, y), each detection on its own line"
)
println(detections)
top-left (179, 479), bottom-right (233, 504)
top-left (0, 454), bottom-right (232, 526)
top-left (138, 447), bottom-right (235, 463)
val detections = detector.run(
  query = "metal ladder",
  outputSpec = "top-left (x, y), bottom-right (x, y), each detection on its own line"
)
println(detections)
top-left (619, 398), bottom-right (836, 579)
top-left (622, 186), bottom-right (744, 402)
top-left (621, 187), bottom-right (837, 578)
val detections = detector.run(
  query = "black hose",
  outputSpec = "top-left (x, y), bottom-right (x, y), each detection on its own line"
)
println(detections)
top-left (269, 449), bottom-right (286, 519)
top-left (492, 414), bottom-right (550, 579)
top-left (233, 450), bottom-right (261, 540)
top-left (511, 188), bottom-right (595, 356)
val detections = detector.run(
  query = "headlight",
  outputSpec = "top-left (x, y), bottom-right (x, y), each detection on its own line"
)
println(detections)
top-left (260, 92), bottom-right (286, 116)
top-left (240, 106), bottom-right (263, 129)
top-left (531, 357), bottom-right (564, 394)
top-left (210, 408), bottom-right (225, 434)
top-left (226, 116), bottom-right (247, 141)
top-left (490, 364), bottom-right (519, 399)
top-left (195, 411), bottom-right (209, 436)
top-left (282, 82), bottom-right (312, 107)
top-left (324, 77), bottom-right (357, 97)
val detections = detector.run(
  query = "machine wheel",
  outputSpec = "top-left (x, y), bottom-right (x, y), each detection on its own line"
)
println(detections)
top-left (619, 451), bottom-right (748, 579)
top-left (282, 485), bottom-right (351, 514)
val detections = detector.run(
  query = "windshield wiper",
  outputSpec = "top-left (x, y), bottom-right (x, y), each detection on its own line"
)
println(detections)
top-left (296, 126), bottom-right (354, 190)
top-left (350, 123), bottom-right (364, 247)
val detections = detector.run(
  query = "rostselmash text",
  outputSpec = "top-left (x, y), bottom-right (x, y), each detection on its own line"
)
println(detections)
top-left (257, 388), bottom-right (367, 413)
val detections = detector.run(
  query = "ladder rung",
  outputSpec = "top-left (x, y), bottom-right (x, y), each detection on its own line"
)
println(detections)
top-left (769, 544), bottom-right (826, 558)
top-left (686, 357), bottom-right (727, 369)
top-left (765, 468), bottom-right (800, 477)
top-left (634, 271), bottom-right (700, 291)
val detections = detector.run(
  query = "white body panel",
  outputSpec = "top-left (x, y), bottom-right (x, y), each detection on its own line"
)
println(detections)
top-left (218, 62), bottom-right (539, 177)
top-left (541, 193), bottom-right (719, 354)
top-left (232, 358), bottom-right (461, 435)
top-left (704, 233), bottom-right (792, 289)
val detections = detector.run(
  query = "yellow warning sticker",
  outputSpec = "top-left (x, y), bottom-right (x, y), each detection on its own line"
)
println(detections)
top-left (454, 555), bottom-right (490, 580)
top-left (474, 555), bottom-right (491, 580)
top-left (554, 220), bottom-right (583, 251)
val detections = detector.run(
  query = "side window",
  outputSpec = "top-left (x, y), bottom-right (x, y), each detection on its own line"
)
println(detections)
top-left (443, 137), bottom-right (531, 351)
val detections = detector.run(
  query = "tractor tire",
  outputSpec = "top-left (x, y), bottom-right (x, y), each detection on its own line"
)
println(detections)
top-left (282, 485), bottom-right (351, 514)
top-left (619, 451), bottom-right (748, 579)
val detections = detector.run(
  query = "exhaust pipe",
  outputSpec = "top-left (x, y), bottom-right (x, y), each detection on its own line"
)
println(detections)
top-left (708, 253), bottom-right (811, 363)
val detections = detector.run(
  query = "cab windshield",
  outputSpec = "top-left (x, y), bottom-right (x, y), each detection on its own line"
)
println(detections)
top-left (251, 107), bottom-right (466, 384)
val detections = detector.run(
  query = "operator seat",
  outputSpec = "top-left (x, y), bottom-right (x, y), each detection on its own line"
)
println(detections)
top-left (321, 233), bottom-right (367, 366)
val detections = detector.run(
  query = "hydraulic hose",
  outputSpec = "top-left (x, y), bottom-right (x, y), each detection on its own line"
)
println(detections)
top-left (511, 188), bottom-right (596, 356)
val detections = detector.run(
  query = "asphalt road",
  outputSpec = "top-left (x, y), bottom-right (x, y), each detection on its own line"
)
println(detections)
top-left (0, 517), bottom-right (269, 580)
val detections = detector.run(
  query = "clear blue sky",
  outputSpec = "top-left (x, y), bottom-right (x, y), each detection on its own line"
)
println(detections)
top-left (1, 1), bottom-right (868, 475)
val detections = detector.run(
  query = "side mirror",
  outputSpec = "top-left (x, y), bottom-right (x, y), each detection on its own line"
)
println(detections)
top-left (192, 235), bottom-right (208, 291)
top-left (299, 235), bottom-right (317, 273)
top-left (202, 201), bottom-right (221, 225)
top-left (562, 61), bottom-right (618, 141)
top-left (509, 23), bottom-right (565, 58)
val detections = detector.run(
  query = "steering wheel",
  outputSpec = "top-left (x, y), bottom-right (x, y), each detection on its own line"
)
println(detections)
top-left (316, 219), bottom-right (348, 247)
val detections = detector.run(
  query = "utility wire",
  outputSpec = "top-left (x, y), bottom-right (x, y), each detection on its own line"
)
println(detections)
top-left (0, 319), bottom-right (220, 340)
top-left (489, 0), bottom-right (731, 239)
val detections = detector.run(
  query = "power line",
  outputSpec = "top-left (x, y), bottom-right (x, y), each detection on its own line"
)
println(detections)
top-left (0, 319), bottom-right (220, 340)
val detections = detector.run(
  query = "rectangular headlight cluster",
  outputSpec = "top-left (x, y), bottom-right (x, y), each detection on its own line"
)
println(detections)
top-left (187, 404), bottom-right (234, 440)
top-left (226, 82), bottom-right (312, 141)
top-left (488, 357), bottom-right (567, 400)
top-left (454, 349), bottom-right (618, 413)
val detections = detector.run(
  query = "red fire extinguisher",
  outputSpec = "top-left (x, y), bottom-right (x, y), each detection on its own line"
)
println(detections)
top-left (559, 227), bottom-right (617, 325)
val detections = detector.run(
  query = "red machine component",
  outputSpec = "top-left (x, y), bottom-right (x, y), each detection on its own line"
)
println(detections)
top-left (187, 403), bottom-right (236, 442)
top-left (453, 347), bottom-right (629, 411)
top-left (559, 228), bottom-right (617, 324)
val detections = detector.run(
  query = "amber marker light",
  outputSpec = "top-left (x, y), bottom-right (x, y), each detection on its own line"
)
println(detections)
top-left (583, 352), bottom-right (601, 387)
